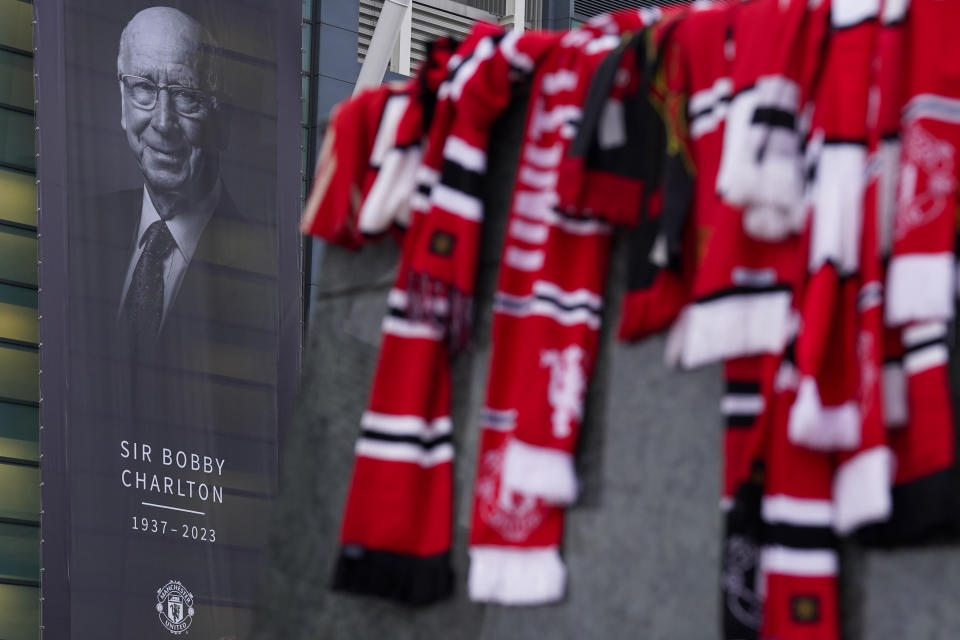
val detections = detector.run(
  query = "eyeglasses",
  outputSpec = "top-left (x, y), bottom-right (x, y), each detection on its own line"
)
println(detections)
top-left (119, 74), bottom-right (216, 118)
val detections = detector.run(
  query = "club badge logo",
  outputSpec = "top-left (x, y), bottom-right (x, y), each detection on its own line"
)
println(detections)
top-left (428, 230), bottom-right (456, 256)
top-left (722, 534), bottom-right (762, 630)
top-left (156, 580), bottom-right (195, 635)
top-left (791, 594), bottom-right (821, 624)
top-left (896, 125), bottom-right (957, 240)
top-left (476, 445), bottom-right (548, 542)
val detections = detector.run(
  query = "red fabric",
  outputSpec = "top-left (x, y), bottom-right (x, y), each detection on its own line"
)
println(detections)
top-left (332, 28), bottom-right (521, 604)
top-left (885, 0), bottom-right (960, 326)
top-left (761, 357), bottom-right (841, 640)
top-left (467, 13), bottom-right (657, 604)
top-left (723, 357), bottom-right (774, 500)
top-left (469, 428), bottom-right (565, 548)
top-left (356, 38), bottom-right (459, 239)
top-left (617, 269), bottom-right (686, 341)
top-left (715, 0), bottom-right (807, 216)
top-left (405, 28), bottom-right (560, 350)
top-left (787, 1), bottom-right (881, 452)
top-left (891, 334), bottom-right (955, 485)
top-left (762, 575), bottom-right (840, 640)
top-left (654, 2), bottom-right (807, 370)
top-left (341, 457), bottom-right (453, 555)
top-left (331, 0), bottom-right (960, 614)
top-left (555, 27), bottom-right (644, 226)
top-left (300, 86), bottom-right (397, 248)
top-left (617, 3), bottom-right (734, 343)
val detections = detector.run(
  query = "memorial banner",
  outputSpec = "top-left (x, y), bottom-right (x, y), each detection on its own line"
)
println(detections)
top-left (36, 1), bottom-right (302, 637)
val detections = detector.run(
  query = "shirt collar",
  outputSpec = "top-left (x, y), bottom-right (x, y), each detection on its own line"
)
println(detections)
top-left (137, 180), bottom-right (221, 262)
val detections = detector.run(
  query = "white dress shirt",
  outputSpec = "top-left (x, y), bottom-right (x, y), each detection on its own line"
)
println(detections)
top-left (119, 181), bottom-right (221, 328)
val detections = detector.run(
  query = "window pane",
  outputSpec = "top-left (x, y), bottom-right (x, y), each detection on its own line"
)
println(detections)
top-left (0, 226), bottom-right (36, 286)
top-left (0, 167), bottom-right (34, 227)
top-left (0, 107), bottom-right (34, 170)
top-left (0, 344), bottom-right (37, 404)
top-left (0, 0), bottom-right (33, 52)
top-left (0, 402), bottom-right (37, 462)
top-left (0, 282), bottom-right (36, 344)
top-left (0, 584), bottom-right (39, 640)
top-left (301, 75), bottom-right (310, 124)
top-left (0, 463), bottom-right (38, 522)
top-left (303, 0), bottom-right (313, 21)
top-left (302, 23), bottom-right (312, 71)
top-left (0, 401), bottom-right (34, 442)
top-left (0, 50), bottom-right (32, 112)
top-left (0, 523), bottom-right (38, 583)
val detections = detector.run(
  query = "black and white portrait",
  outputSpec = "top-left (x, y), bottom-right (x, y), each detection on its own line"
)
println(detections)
top-left (72, 5), bottom-right (276, 356)
top-left (47, 0), bottom-right (301, 636)
top-left (113, 7), bottom-right (230, 338)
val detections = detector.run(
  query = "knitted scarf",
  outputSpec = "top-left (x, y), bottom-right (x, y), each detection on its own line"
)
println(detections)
top-left (333, 25), bottom-right (564, 604)
top-left (335, 9), bottom-right (670, 605)
top-left (300, 84), bottom-right (402, 248)
top-left (332, 25), bottom-right (516, 604)
top-left (862, 0), bottom-right (960, 546)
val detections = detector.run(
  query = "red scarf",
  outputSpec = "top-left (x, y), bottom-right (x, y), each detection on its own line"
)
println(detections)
top-left (862, 0), bottom-right (960, 546)
top-left (300, 84), bottom-right (401, 248)
top-left (331, 25), bottom-right (510, 603)
top-left (333, 25), bottom-right (562, 604)
top-left (335, 10), bottom-right (666, 605)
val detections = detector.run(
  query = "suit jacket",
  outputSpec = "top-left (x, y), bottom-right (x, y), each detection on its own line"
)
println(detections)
top-left (69, 186), bottom-right (279, 439)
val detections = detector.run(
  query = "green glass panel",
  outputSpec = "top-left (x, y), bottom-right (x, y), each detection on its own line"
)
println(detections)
top-left (0, 523), bottom-right (38, 583)
top-left (0, 437), bottom-right (35, 462)
top-left (0, 401), bottom-right (34, 443)
top-left (0, 402), bottom-right (37, 462)
top-left (0, 167), bottom-right (35, 227)
top-left (0, 226), bottom-right (36, 286)
top-left (0, 50), bottom-right (32, 112)
top-left (0, 282), bottom-right (36, 344)
top-left (0, 463), bottom-right (38, 522)
top-left (0, 584), bottom-right (39, 640)
top-left (301, 75), bottom-right (310, 124)
top-left (0, 0), bottom-right (33, 52)
top-left (0, 344), bottom-right (37, 404)
top-left (0, 107), bottom-right (34, 170)
top-left (302, 0), bottom-right (313, 21)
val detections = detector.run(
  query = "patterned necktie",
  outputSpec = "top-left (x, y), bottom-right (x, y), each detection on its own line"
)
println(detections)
top-left (122, 220), bottom-right (177, 338)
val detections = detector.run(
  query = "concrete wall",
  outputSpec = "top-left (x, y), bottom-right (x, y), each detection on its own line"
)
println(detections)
top-left (258, 11), bottom-right (960, 639)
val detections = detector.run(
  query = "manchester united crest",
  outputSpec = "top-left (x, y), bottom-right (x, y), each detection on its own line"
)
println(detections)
top-left (156, 580), bottom-right (195, 635)
top-left (896, 125), bottom-right (957, 240)
top-left (476, 444), bottom-right (549, 541)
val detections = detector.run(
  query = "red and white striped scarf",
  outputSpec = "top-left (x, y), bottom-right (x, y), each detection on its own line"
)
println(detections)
top-left (334, 10), bottom-right (669, 605)
top-left (332, 24), bottom-right (516, 604)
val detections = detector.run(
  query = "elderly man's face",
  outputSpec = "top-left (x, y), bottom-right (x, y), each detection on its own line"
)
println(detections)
top-left (119, 25), bottom-right (219, 196)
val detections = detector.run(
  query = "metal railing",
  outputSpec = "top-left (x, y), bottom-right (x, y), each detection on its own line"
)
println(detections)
top-left (459, 0), bottom-right (507, 15)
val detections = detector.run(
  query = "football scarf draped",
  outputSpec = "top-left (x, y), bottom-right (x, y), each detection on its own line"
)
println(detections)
top-left (862, 0), bottom-right (960, 546)
top-left (331, 26), bottom-right (505, 604)
top-left (300, 84), bottom-right (400, 249)
top-left (472, 11), bottom-right (674, 605)
top-left (301, 0), bottom-right (960, 632)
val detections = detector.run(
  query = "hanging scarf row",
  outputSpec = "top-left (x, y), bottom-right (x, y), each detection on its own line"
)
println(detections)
top-left (301, 0), bottom-right (960, 638)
